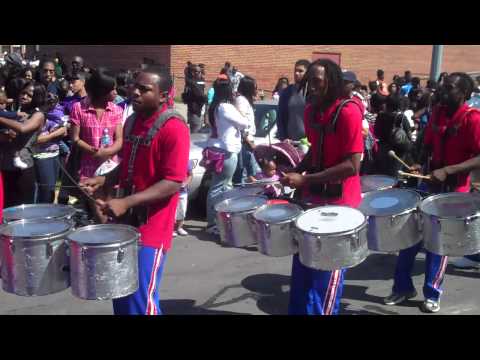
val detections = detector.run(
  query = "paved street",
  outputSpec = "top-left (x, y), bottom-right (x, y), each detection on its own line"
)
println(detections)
top-left (0, 216), bottom-right (479, 315)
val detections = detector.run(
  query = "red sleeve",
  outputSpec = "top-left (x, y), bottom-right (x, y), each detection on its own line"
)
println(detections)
top-left (337, 103), bottom-right (364, 156)
top-left (156, 118), bottom-right (190, 183)
top-left (466, 110), bottom-right (480, 155)
top-left (70, 102), bottom-right (81, 127)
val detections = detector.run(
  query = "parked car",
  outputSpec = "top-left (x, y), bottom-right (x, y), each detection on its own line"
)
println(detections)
top-left (188, 100), bottom-right (279, 208)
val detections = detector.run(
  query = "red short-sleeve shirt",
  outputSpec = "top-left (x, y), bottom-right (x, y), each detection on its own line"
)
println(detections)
top-left (303, 98), bottom-right (364, 208)
top-left (424, 104), bottom-right (480, 193)
top-left (119, 105), bottom-right (190, 250)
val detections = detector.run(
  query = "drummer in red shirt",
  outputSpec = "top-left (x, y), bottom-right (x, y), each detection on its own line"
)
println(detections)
top-left (385, 72), bottom-right (480, 313)
top-left (81, 66), bottom-right (190, 315)
top-left (281, 60), bottom-right (364, 315)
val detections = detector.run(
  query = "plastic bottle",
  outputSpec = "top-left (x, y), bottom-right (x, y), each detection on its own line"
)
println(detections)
top-left (100, 128), bottom-right (111, 148)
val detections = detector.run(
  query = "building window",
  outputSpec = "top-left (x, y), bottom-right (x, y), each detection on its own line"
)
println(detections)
top-left (312, 52), bottom-right (341, 66)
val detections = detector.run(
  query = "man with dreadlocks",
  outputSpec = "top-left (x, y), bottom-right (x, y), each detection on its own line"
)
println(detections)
top-left (280, 59), bottom-right (364, 315)
top-left (384, 72), bottom-right (480, 313)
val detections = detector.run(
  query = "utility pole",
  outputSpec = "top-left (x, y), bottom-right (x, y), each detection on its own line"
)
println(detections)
top-left (430, 45), bottom-right (444, 81)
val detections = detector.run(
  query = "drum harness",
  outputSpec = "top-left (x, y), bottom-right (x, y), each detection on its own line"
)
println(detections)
top-left (118, 109), bottom-right (188, 227)
top-left (305, 99), bottom-right (362, 199)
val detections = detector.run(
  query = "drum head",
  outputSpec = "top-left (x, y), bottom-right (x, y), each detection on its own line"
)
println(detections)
top-left (361, 175), bottom-right (397, 193)
top-left (253, 203), bottom-right (303, 224)
top-left (215, 196), bottom-right (267, 213)
top-left (296, 206), bottom-right (365, 235)
top-left (359, 189), bottom-right (422, 216)
top-left (420, 193), bottom-right (480, 218)
top-left (0, 218), bottom-right (72, 240)
top-left (67, 224), bottom-right (139, 247)
top-left (3, 204), bottom-right (76, 223)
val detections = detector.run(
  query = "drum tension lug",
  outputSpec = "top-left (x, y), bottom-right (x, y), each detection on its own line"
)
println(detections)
top-left (117, 248), bottom-right (125, 263)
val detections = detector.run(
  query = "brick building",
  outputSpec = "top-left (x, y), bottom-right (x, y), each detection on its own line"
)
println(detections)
top-left (27, 45), bottom-right (480, 96)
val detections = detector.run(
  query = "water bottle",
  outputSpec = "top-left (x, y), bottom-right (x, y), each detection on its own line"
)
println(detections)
top-left (100, 128), bottom-right (111, 148)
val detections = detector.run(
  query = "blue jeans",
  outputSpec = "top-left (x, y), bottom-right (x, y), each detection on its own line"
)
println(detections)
top-left (288, 254), bottom-right (346, 315)
top-left (34, 155), bottom-right (59, 204)
top-left (206, 151), bottom-right (238, 227)
top-left (392, 242), bottom-right (448, 301)
top-left (233, 144), bottom-right (257, 184)
top-left (113, 246), bottom-right (167, 315)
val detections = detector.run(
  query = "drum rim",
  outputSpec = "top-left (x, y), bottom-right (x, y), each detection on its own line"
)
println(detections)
top-left (66, 224), bottom-right (140, 247)
top-left (0, 218), bottom-right (74, 242)
top-left (295, 205), bottom-right (367, 236)
top-left (214, 195), bottom-right (268, 214)
top-left (253, 203), bottom-right (303, 224)
top-left (419, 192), bottom-right (480, 220)
top-left (359, 188), bottom-right (422, 217)
top-left (3, 203), bottom-right (77, 223)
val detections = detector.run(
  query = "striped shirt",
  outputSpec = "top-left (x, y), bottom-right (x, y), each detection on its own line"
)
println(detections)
top-left (70, 98), bottom-right (123, 180)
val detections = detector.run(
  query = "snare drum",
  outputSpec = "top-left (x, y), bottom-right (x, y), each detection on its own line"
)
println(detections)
top-left (67, 224), bottom-right (140, 300)
top-left (215, 196), bottom-right (268, 247)
top-left (2, 204), bottom-right (77, 224)
top-left (253, 203), bottom-right (303, 257)
top-left (359, 189), bottom-right (422, 252)
top-left (420, 193), bottom-right (480, 256)
top-left (294, 206), bottom-right (369, 271)
top-left (361, 175), bottom-right (397, 196)
top-left (0, 218), bottom-right (73, 296)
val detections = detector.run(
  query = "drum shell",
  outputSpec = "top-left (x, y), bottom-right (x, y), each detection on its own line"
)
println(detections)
top-left (1, 226), bottom-right (72, 296)
top-left (216, 210), bottom-right (257, 247)
top-left (295, 223), bottom-right (369, 271)
top-left (422, 213), bottom-right (480, 256)
top-left (366, 210), bottom-right (422, 252)
top-left (69, 235), bottom-right (139, 300)
top-left (254, 218), bottom-right (298, 257)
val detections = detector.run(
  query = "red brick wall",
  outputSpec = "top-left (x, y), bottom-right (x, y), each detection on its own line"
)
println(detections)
top-left (171, 45), bottom-right (480, 96)
top-left (29, 45), bottom-right (480, 98)
top-left (28, 45), bottom-right (171, 72)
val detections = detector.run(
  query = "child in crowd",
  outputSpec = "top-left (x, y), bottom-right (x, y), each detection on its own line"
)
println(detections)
top-left (255, 157), bottom-right (282, 197)
top-left (0, 90), bottom-right (30, 169)
top-left (174, 160), bottom-right (194, 237)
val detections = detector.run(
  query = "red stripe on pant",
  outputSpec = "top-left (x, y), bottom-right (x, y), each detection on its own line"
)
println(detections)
top-left (324, 270), bottom-right (340, 315)
top-left (432, 256), bottom-right (448, 290)
top-left (146, 247), bottom-right (163, 315)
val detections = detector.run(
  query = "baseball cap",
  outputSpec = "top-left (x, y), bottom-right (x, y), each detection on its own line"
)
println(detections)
top-left (342, 70), bottom-right (358, 83)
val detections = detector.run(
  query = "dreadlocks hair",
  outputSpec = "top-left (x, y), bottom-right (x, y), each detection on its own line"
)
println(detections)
top-left (298, 59), bottom-right (344, 110)
top-left (449, 72), bottom-right (475, 101)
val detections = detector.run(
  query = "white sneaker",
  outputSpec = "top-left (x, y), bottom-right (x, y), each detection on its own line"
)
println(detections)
top-left (13, 156), bottom-right (28, 169)
top-left (451, 257), bottom-right (480, 269)
top-left (177, 228), bottom-right (189, 236)
top-left (173, 231), bottom-right (178, 237)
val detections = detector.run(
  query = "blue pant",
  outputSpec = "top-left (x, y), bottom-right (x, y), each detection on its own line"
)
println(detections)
top-left (464, 253), bottom-right (480, 262)
top-left (34, 155), bottom-right (59, 204)
top-left (288, 254), bottom-right (346, 315)
top-left (113, 246), bottom-right (167, 315)
top-left (233, 144), bottom-right (257, 184)
top-left (206, 151), bottom-right (238, 227)
top-left (393, 242), bottom-right (448, 301)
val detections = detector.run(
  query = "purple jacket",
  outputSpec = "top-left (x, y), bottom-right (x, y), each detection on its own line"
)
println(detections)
top-left (34, 104), bottom-right (65, 154)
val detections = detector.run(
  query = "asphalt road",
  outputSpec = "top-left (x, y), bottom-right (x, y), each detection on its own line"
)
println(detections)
top-left (0, 217), bottom-right (479, 315)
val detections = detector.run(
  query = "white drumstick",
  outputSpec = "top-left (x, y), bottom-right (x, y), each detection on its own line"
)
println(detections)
top-left (398, 170), bottom-right (431, 180)
top-left (388, 150), bottom-right (413, 171)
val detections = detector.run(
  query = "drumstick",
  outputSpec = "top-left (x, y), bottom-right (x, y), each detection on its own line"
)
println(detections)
top-left (388, 150), bottom-right (413, 171)
top-left (398, 170), bottom-right (431, 180)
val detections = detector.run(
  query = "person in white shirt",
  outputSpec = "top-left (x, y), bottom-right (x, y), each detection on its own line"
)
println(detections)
top-left (233, 76), bottom-right (258, 184)
top-left (230, 67), bottom-right (244, 94)
top-left (205, 75), bottom-right (249, 235)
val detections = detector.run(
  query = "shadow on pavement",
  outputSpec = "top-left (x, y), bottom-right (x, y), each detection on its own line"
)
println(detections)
top-left (345, 253), bottom-right (425, 281)
top-left (184, 225), bottom-right (260, 252)
top-left (161, 299), bottom-right (248, 315)
top-left (445, 265), bottom-right (480, 279)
